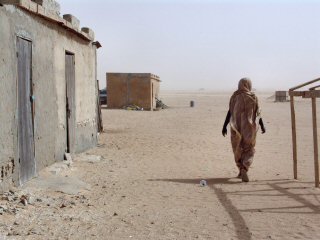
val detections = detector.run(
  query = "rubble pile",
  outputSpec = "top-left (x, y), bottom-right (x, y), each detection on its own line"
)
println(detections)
top-left (156, 97), bottom-right (168, 109)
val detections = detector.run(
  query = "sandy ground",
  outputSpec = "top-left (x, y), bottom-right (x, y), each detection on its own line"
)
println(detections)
top-left (1, 91), bottom-right (320, 240)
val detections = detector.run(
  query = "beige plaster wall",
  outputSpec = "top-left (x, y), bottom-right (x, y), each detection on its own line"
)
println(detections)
top-left (0, 4), bottom-right (98, 188)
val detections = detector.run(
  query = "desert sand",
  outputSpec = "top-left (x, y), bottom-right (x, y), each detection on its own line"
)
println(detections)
top-left (1, 91), bottom-right (320, 240)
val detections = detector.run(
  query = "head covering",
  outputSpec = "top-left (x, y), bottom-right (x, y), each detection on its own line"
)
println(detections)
top-left (238, 78), bottom-right (252, 92)
top-left (230, 77), bottom-right (255, 98)
top-left (229, 77), bottom-right (258, 118)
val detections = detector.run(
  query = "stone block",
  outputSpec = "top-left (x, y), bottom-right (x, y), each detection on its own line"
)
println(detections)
top-left (17, 0), bottom-right (29, 9)
top-left (63, 14), bottom-right (80, 30)
top-left (31, 0), bottom-right (42, 4)
top-left (33, 0), bottom-right (60, 15)
top-left (63, 19), bottom-right (73, 29)
top-left (46, 9), bottom-right (63, 23)
top-left (29, 0), bottom-right (37, 12)
top-left (37, 3), bottom-right (44, 15)
top-left (81, 27), bottom-right (95, 40)
top-left (0, 0), bottom-right (21, 4)
top-left (0, 0), bottom-right (28, 7)
top-left (0, 0), bottom-right (37, 12)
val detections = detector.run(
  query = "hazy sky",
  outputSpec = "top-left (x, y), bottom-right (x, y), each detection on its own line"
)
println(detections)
top-left (59, 0), bottom-right (320, 91)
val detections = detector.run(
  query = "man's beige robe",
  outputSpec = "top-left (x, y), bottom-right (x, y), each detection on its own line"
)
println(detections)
top-left (229, 79), bottom-right (260, 171)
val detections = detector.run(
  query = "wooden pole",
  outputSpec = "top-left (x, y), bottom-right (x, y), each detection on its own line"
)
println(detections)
top-left (96, 80), bottom-right (103, 133)
top-left (311, 97), bottom-right (320, 187)
top-left (290, 77), bottom-right (320, 91)
top-left (290, 95), bottom-right (298, 179)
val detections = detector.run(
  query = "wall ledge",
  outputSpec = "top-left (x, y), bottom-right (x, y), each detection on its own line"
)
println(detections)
top-left (0, 0), bottom-right (95, 42)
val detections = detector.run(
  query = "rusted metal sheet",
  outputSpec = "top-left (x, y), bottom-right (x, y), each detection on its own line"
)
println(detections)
top-left (17, 37), bottom-right (35, 184)
top-left (65, 53), bottom-right (75, 153)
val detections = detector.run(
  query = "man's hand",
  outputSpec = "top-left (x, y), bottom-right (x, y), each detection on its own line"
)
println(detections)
top-left (222, 110), bottom-right (231, 137)
top-left (222, 127), bottom-right (227, 137)
top-left (259, 118), bottom-right (266, 134)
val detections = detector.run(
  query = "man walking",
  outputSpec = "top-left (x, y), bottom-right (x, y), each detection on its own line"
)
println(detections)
top-left (222, 78), bottom-right (266, 182)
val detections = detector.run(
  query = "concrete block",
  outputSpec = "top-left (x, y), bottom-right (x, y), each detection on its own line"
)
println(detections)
top-left (45, 0), bottom-right (60, 15)
top-left (29, 0), bottom-right (37, 12)
top-left (79, 32), bottom-right (92, 41)
top-left (63, 19), bottom-right (73, 29)
top-left (62, 20), bottom-right (89, 40)
top-left (0, 0), bottom-right (29, 8)
top-left (63, 19), bottom-right (81, 34)
top-left (37, 3), bottom-right (44, 15)
top-left (18, 0), bottom-right (29, 9)
top-left (63, 14), bottom-right (80, 30)
top-left (81, 27), bottom-right (95, 40)
top-left (0, 0), bottom-right (21, 4)
top-left (33, 0), bottom-right (60, 15)
top-left (46, 10), bottom-right (63, 23)
top-left (32, 0), bottom-right (43, 4)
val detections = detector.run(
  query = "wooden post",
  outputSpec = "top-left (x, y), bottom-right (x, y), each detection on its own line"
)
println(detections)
top-left (96, 80), bottom-right (103, 133)
top-left (311, 97), bottom-right (320, 187)
top-left (290, 95), bottom-right (298, 179)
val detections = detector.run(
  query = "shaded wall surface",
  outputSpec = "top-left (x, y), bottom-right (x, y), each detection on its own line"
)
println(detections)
top-left (107, 73), bottom-right (160, 111)
top-left (0, 1), bottom-right (98, 190)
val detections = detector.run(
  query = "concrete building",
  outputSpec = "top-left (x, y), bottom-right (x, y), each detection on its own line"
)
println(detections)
top-left (0, 0), bottom-right (101, 190)
top-left (107, 73), bottom-right (161, 111)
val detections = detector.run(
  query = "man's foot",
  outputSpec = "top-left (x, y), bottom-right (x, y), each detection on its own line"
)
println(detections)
top-left (237, 171), bottom-right (242, 178)
top-left (241, 169), bottom-right (249, 182)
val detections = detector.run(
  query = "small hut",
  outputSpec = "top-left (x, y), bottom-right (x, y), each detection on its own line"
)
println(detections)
top-left (106, 73), bottom-right (161, 111)
top-left (275, 91), bottom-right (288, 102)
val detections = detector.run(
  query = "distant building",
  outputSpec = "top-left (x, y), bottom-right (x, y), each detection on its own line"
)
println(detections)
top-left (0, 0), bottom-right (101, 190)
top-left (107, 73), bottom-right (161, 111)
top-left (275, 91), bottom-right (288, 102)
